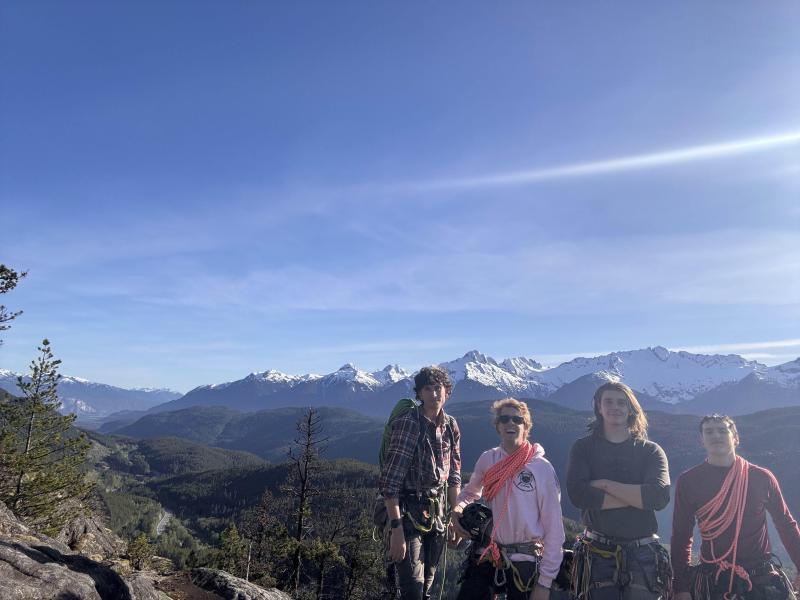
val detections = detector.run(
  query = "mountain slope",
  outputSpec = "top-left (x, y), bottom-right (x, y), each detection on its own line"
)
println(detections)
top-left (0, 369), bottom-right (181, 419)
top-left (87, 347), bottom-right (800, 424)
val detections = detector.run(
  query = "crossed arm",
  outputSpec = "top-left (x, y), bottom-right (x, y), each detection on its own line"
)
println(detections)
top-left (566, 439), bottom-right (670, 511)
top-left (590, 479), bottom-right (643, 508)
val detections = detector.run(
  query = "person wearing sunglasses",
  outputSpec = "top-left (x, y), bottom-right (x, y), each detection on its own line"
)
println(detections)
top-left (451, 398), bottom-right (565, 600)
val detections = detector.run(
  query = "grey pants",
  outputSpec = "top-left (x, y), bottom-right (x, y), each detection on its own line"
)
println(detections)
top-left (574, 541), bottom-right (670, 600)
top-left (396, 519), bottom-right (446, 600)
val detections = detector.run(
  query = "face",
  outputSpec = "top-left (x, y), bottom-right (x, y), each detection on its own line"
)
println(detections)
top-left (495, 406), bottom-right (529, 446)
top-left (701, 420), bottom-right (737, 457)
top-left (418, 383), bottom-right (448, 413)
top-left (598, 390), bottom-right (631, 427)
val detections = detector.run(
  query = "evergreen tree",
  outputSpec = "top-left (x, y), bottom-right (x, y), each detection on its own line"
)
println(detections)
top-left (0, 264), bottom-right (26, 345)
top-left (217, 521), bottom-right (247, 576)
top-left (128, 532), bottom-right (153, 570)
top-left (0, 339), bottom-right (91, 534)
top-left (241, 489), bottom-right (292, 586)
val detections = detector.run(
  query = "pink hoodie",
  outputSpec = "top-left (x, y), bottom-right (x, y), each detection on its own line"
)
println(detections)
top-left (455, 444), bottom-right (565, 588)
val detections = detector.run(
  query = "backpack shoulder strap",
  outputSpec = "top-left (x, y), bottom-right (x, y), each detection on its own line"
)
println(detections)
top-left (444, 413), bottom-right (456, 447)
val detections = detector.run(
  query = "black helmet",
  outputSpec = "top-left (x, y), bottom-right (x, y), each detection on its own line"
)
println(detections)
top-left (458, 503), bottom-right (493, 542)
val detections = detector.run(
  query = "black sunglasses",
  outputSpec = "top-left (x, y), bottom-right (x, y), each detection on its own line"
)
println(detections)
top-left (497, 415), bottom-right (525, 425)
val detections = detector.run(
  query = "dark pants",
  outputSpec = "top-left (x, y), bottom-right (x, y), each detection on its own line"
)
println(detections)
top-left (396, 518), bottom-right (446, 600)
top-left (574, 540), bottom-right (670, 600)
top-left (456, 558), bottom-right (539, 600)
top-left (692, 564), bottom-right (796, 600)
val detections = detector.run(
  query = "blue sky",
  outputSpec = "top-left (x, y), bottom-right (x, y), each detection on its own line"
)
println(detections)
top-left (2, 1), bottom-right (799, 392)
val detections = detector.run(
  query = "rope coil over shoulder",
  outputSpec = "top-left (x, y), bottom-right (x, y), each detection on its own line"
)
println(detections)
top-left (696, 456), bottom-right (752, 600)
top-left (477, 441), bottom-right (539, 566)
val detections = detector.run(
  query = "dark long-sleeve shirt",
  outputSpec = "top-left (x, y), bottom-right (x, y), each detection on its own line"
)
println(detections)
top-left (378, 409), bottom-right (461, 499)
top-left (671, 460), bottom-right (800, 593)
top-left (566, 432), bottom-right (670, 540)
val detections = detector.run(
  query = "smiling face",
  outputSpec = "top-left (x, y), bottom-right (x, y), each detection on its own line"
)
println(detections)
top-left (598, 389), bottom-right (631, 428)
top-left (418, 383), bottom-right (448, 415)
top-left (495, 406), bottom-right (529, 448)
top-left (701, 418), bottom-right (738, 459)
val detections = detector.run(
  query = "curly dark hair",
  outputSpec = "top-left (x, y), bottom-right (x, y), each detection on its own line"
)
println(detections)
top-left (413, 366), bottom-right (453, 400)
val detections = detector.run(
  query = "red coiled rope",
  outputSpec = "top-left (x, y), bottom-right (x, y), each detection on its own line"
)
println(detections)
top-left (696, 456), bottom-right (751, 600)
top-left (478, 441), bottom-right (539, 566)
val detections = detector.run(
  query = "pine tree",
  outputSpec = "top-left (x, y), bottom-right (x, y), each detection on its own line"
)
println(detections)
top-left (128, 532), bottom-right (153, 570)
top-left (241, 489), bottom-right (292, 586)
top-left (0, 339), bottom-right (91, 534)
top-left (0, 264), bottom-right (27, 345)
top-left (217, 521), bottom-right (246, 576)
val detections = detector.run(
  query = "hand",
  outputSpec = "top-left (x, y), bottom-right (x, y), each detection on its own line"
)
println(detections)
top-left (389, 527), bottom-right (406, 563)
top-left (589, 479), bottom-right (609, 491)
top-left (530, 583), bottom-right (550, 600)
top-left (675, 592), bottom-right (692, 600)
top-left (450, 510), bottom-right (471, 540)
top-left (446, 522), bottom-right (463, 548)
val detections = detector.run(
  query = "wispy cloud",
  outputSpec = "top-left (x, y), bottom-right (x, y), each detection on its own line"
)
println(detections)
top-left (369, 130), bottom-right (800, 193)
top-left (58, 229), bottom-right (799, 314)
top-left (673, 339), bottom-right (800, 355)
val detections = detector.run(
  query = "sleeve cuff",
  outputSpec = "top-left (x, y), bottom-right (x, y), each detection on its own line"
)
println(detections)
top-left (537, 575), bottom-right (553, 588)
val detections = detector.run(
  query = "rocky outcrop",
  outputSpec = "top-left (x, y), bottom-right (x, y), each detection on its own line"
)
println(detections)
top-left (190, 568), bottom-right (292, 600)
top-left (0, 501), bottom-right (169, 599)
top-left (57, 513), bottom-right (127, 561)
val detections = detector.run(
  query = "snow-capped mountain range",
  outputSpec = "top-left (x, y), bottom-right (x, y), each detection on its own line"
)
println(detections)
top-left (2, 347), bottom-right (799, 420)
top-left (430, 347), bottom-right (784, 405)
top-left (0, 369), bottom-right (181, 418)
top-left (134, 346), bottom-right (800, 418)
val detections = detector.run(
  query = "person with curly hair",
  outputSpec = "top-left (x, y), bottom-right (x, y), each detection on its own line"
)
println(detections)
top-left (378, 365), bottom-right (462, 600)
top-left (451, 398), bottom-right (565, 600)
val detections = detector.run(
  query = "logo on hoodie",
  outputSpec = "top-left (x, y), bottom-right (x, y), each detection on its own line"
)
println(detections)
top-left (514, 469), bottom-right (535, 492)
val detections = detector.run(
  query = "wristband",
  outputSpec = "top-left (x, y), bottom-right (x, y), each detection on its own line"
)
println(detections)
top-left (390, 518), bottom-right (402, 529)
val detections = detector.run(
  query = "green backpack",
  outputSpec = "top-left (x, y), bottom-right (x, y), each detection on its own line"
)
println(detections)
top-left (378, 398), bottom-right (456, 471)
top-left (378, 398), bottom-right (422, 470)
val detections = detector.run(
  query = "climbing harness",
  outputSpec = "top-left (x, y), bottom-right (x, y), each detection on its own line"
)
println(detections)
top-left (461, 441), bottom-right (544, 594)
top-left (375, 401), bottom-right (456, 599)
top-left (571, 531), bottom-right (672, 600)
top-left (477, 441), bottom-right (539, 567)
top-left (691, 558), bottom-right (798, 600)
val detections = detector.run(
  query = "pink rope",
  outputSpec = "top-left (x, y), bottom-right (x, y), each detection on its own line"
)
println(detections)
top-left (696, 456), bottom-right (752, 600)
top-left (478, 441), bottom-right (539, 566)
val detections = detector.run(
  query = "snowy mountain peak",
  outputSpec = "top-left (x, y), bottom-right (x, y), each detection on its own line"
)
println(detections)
top-left (756, 357), bottom-right (800, 387)
top-left (258, 370), bottom-right (302, 384)
top-left (536, 347), bottom-right (768, 403)
top-left (501, 357), bottom-right (544, 377)
top-left (460, 350), bottom-right (497, 365)
top-left (651, 346), bottom-right (670, 361)
top-left (371, 364), bottom-right (410, 386)
top-left (324, 364), bottom-right (381, 388)
top-left (61, 375), bottom-right (92, 384)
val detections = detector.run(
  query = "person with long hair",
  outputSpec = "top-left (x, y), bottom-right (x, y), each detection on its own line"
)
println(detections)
top-left (566, 381), bottom-right (671, 600)
top-left (671, 414), bottom-right (800, 600)
top-left (451, 398), bottom-right (565, 600)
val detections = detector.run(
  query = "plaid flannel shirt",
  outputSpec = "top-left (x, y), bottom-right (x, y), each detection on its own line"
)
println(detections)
top-left (379, 408), bottom-right (461, 499)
